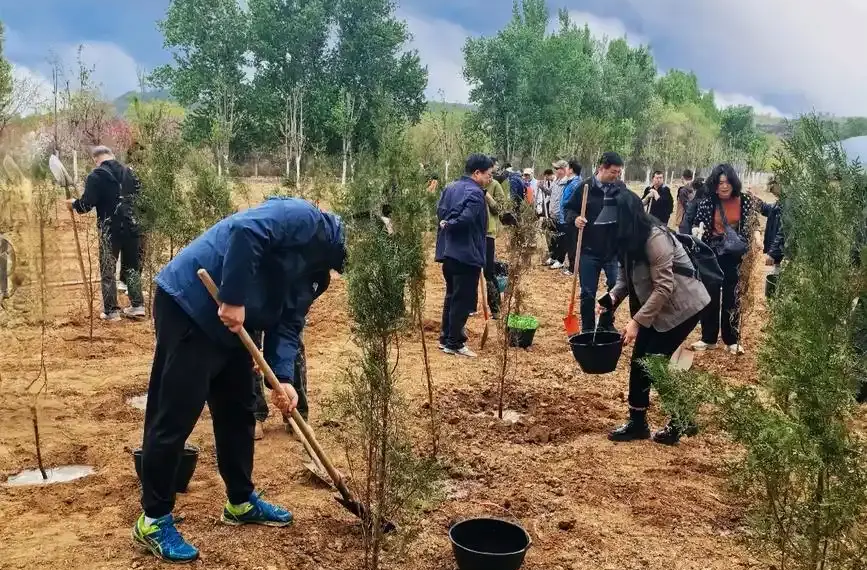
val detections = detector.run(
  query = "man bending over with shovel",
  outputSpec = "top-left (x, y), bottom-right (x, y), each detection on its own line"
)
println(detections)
top-left (134, 197), bottom-right (346, 563)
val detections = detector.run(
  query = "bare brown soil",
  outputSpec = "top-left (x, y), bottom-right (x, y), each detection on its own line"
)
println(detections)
top-left (0, 193), bottom-right (774, 570)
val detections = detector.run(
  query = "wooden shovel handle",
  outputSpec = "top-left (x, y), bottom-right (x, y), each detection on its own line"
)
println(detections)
top-left (196, 269), bottom-right (354, 500)
top-left (479, 275), bottom-right (489, 320)
top-left (566, 186), bottom-right (589, 315)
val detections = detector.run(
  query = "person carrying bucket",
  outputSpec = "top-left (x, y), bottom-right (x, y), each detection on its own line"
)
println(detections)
top-left (133, 197), bottom-right (346, 563)
top-left (566, 152), bottom-right (622, 333)
top-left (586, 190), bottom-right (710, 445)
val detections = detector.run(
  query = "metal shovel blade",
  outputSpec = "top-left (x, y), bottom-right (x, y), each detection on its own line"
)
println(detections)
top-left (669, 346), bottom-right (694, 371)
top-left (334, 495), bottom-right (396, 533)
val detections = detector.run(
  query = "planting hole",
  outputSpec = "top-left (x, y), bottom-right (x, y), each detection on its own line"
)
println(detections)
top-left (5, 465), bottom-right (95, 486)
top-left (127, 394), bottom-right (147, 410)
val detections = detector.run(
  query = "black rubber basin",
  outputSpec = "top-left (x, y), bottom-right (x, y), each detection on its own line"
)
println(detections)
top-left (133, 444), bottom-right (199, 494)
top-left (449, 517), bottom-right (530, 570)
top-left (569, 330), bottom-right (623, 374)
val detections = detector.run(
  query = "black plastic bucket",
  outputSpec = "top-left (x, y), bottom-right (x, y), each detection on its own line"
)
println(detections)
top-left (569, 331), bottom-right (623, 374)
top-left (765, 273), bottom-right (779, 298)
top-left (449, 517), bottom-right (531, 570)
top-left (508, 327), bottom-right (537, 348)
top-left (133, 444), bottom-right (199, 493)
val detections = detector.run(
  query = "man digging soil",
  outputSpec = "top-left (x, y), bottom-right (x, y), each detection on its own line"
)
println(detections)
top-left (134, 197), bottom-right (346, 563)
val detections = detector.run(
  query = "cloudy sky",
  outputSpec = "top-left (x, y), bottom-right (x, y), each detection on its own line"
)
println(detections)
top-left (3, 0), bottom-right (866, 117)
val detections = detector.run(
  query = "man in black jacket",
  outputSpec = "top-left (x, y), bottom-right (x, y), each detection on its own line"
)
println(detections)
top-left (66, 146), bottom-right (144, 321)
top-left (566, 152), bottom-right (623, 332)
top-left (642, 170), bottom-right (674, 225)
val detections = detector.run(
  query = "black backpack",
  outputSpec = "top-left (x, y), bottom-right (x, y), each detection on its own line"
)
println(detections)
top-left (669, 231), bottom-right (724, 290)
top-left (101, 164), bottom-right (140, 237)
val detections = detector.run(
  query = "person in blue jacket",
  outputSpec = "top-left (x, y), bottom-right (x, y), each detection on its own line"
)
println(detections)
top-left (436, 153), bottom-right (491, 358)
top-left (133, 197), bottom-right (346, 563)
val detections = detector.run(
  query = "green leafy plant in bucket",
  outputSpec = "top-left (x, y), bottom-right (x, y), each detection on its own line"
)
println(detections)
top-left (506, 314), bottom-right (538, 331)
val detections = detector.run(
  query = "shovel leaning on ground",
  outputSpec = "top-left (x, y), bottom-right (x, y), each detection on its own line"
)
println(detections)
top-left (197, 268), bottom-right (395, 533)
top-left (479, 277), bottom-right (491, 349)
top-left (563, 187), bottom-right (589, 337)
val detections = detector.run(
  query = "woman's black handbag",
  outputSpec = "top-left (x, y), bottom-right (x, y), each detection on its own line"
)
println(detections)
top-left (710, 201), bottom-right (748, 258)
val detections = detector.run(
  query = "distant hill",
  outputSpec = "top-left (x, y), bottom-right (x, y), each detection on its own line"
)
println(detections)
top-left (112, 89), bottom-right (173, 115)
top-left (427, 101), bottom-right (475, 114)
top-left (755, 114), bottom-right (867, 140)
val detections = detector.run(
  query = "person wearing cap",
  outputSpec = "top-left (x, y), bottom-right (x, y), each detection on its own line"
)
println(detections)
top-left (546, 160), bottom-right (570, 269)
top-left (568, 152), bottom-right (624, 333)
top-left (522, 168), bottom-right (538, 201)
top-left (132, 197), bottom-right (346, 563)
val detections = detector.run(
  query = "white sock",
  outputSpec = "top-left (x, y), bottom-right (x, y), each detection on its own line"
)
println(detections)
top-left (144, 515), bottom-right (158, 525)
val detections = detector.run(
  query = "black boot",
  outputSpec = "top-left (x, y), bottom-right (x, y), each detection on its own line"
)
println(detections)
top-left (652, 420), bottom-right (698, 446)
top-left (608, 409), bottom-right (650, 442)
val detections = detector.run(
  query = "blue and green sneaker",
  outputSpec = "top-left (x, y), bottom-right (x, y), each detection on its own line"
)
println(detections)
top-left (220, 491), bottom-right (294, 527)
top-left (132, 513), bottom-right (199, 563)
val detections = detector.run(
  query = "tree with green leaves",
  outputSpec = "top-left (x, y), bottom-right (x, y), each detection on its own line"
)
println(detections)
top-left (0, 22), bottom-right (13, 141)
top-left (248, 0), bottom-right (330, 187)
top-left (329, 0), bottom-right (427, 184)
top-left (152, 0), bottom-right (249, 177)
top-left (650, 115), bottom-right (867, 569)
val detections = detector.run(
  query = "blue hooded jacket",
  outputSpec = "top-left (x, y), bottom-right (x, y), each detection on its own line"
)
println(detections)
top-left (155, 197), bottom-right (346, 381)
top-left (435, 176), bottom-right (487, 268)
top-left (507, 172), bottom-right (525, 204)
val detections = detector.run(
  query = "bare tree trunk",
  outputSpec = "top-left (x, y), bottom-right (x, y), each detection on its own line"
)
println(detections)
top-left (444, 160), bottom-right (450, 182)
top-left (341, 137), bottom-right (349, 186)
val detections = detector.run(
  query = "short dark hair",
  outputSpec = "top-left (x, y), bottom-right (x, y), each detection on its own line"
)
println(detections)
top-left (503, 162), bottom-right (512, 170)
top-left (568, 159), bottom-right (582, 177)
top-left (465, 153), bottom-right (495, 176)
top-left (599, 151), bottom-right (624, 168)
top-left (707, 163), bottom-right (742, 197)
top-left (653, 170), bottom-right (664, 177)
top-left (682, 169), bottom-right (694, 180)
top-left (543, 168), bottom-right (554, 176)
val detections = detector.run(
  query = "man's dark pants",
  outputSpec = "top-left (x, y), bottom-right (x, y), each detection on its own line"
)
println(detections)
top-left (579, 252), bottom-right (619, 332)
top-left (99, 226), bottom-right (144, 313)
top-left (482, 237), bottom-right (500, 316)
top-left (439, 258), bottom-right (480, 350)
top-left (141, 287), bottom-right (256, 518)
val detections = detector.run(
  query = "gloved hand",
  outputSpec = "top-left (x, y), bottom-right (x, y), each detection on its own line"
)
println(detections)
top-left (691, 222), bottom-right (705, 240)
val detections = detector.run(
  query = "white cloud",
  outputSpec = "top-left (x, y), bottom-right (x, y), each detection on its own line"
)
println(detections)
top-left (401, 11), bottom-right (472, 104)
top-left (621, 0), bottom-right (867, 116)
top-left (714, 92), bottom-right (786, 118)
top-left (61, 42), bottom-right (140, 98)
top-left (557, 11), bottom-right (647, 47)
top-left (10, 64), bottom-right (53, 115)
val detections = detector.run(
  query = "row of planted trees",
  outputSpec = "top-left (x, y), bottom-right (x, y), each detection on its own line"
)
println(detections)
top-left (650, 115), bottom-right (867, 569)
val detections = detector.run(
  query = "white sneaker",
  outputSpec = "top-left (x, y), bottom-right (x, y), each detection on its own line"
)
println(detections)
top-left (727, 344), bottom-right (745, 355)
top-left (438, 343), bottom-right (446, 351)
top-left (444, 346), bottom-right (478, 358)
top-left (543, 258), bottom-right (554, 266)
top-left (100, 311), bottom-right (121, 322)
top-left (551, 261), bottom-right (563, 270)
top-left (118, 281), bottom-right (128, 293)
top-left (690, 341), bottom-right (717, 352)
top-left (122, 306), bottom-right (146, 319)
